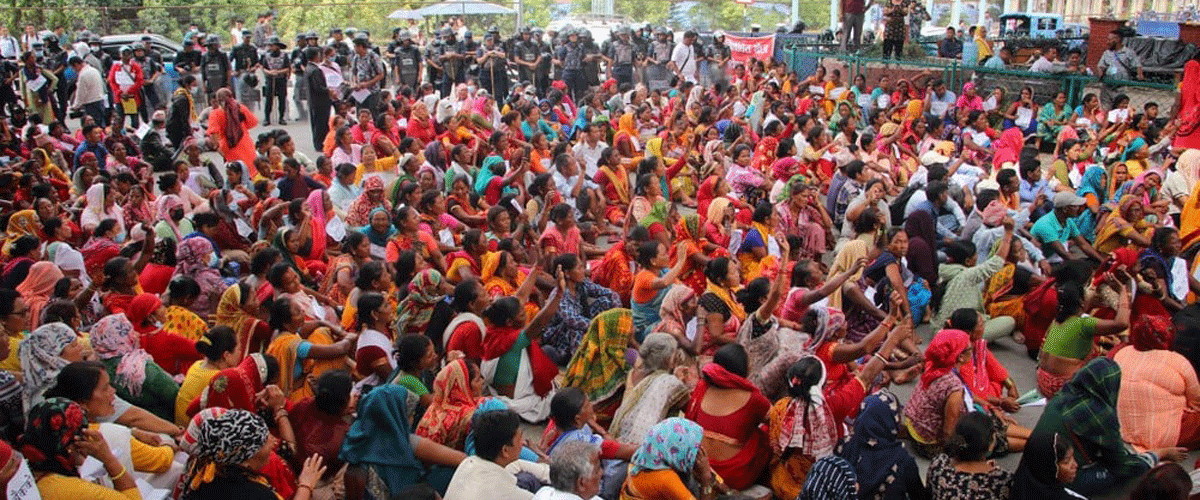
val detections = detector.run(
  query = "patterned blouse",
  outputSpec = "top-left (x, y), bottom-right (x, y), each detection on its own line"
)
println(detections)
top-left (927, 453), bottom-right (1013, 500)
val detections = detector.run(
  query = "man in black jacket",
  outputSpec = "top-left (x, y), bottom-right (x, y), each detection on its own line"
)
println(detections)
top-left (166, 74), bottom-right (198, 148)
top-left (304, 47), bottom-right (331, 152)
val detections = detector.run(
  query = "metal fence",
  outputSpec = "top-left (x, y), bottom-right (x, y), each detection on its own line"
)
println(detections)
top-left (784, 49), bottom-right (1176, 112)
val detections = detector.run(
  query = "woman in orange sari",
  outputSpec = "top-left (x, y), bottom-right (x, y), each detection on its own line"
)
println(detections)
top-left (207, 88), bottom-right (259, 168)
top-left (481, 250), bottom-right (539, 318)
top-left (265, 296), bottom-right (356, 403)
top-left (613, 113), bottom-right (644, 166)
top-left (595, 147), bottom-right (631, 225)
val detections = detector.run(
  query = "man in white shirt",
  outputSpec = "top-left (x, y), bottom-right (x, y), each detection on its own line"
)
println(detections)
top-left (0, 26), bottom-right (18, 59)
top-left (532, 441), bottom-right (603, 500)
top-left (571, 122), bottom-right (608, 178)
top-left (68, 56), bottom-right (107, 126)
top-left (1028, 45), bottom-right (1063, 73)
top-left (20, 24), bottom-right (37, 53)
top-left (445, 409), bottom-right (549, 500)
top-left (668, 31), bottom-right (699, 84)
top-left (551, 152), bottom-right (600, 219)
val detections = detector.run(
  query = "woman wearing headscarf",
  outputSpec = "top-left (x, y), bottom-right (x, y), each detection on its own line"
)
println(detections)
top-left (407, 101), bottom-right (437, 144)
top-left (2, 209), bottom-right (39, 256)
top-left (955, 82), bottom-right (983, 112)
top-left (206, 189), bottom-right (252, 253)
top-left (1030, 359), bottom-right (1184, 496)
top-left (122, 185), bottom-right (153, 230)
top-left (415, 359), bottom-right (484, 450)
top-left (81, 183), bottom-right (126, 238)
top-left (395, 269), bottom-right (448, 336)
top-left (1009, 431), bottom-right (1084, 500)
top-left (1171, 58), bottom-right (1200, 148)
top-left (562, 309), bottom-right (637, 418)
top-left (20, 398), bottom-right (141, 500)
top-left (648, 285), bottom-right (699, 353)
top-left (797, 456), bottom-right (859, 500)
top-left (1073, 166), bottom-right (1108, 242)
top-left (179, 408), bottom-right (314, 500)
top-left (685, 343), bottom-right (770, 491)
top-left (620, 417), bottom-right (720, 499)
top-left (215, 282), bottom-right (271, 359)
top-left (153, 194), bottom-right (190, 242)
top-left (174, 237), bottom-right (224, 318)
top-left (340, 385), bottom-right (465, 498)
top-left (613, 113), bottom-right (644, 165)
top-left (904, 209), bottom-right (939, 285)
top-left (126, 293), bottom-right (203, 376)
top-left (1112, 316), bottom-right (1200, 451)
top-left (16, 260), bottom-right (63, 331)
top-left (90, 313), bottom-right (179, 422)
top-left (19, 322), bottom-right (84, 409)
top-left (346, 176), bottom-right (391, 227)
top-left (991, 127), bottom-right (1025, 170)
top-left (777, 178), bottom-right (832, 261)
top-left (839, 390), bottom-right (928, 500)
top-left (357, 207), bottom-right (397, 254)
top-left (206, 87), bottom-right (258, 167)
top-left (768, 346), bottom-right (901, 499)
top-left (1092, 195), bottom-right (1153, 255)
top-left (901, 329), bottom-right (977, 459)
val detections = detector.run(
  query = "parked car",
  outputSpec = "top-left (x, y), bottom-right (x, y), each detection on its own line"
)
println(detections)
top-left (998, 13), bottom-right (1065, 39)
top-left (100, 34), bottom-right (182, 63)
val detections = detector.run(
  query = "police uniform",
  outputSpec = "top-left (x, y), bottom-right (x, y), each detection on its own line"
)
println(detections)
top-left (261, 39), bottom-right (290, 124)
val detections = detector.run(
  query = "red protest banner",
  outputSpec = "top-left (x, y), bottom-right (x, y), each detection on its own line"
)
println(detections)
top-left (725, 33), bottom-right (775, 64)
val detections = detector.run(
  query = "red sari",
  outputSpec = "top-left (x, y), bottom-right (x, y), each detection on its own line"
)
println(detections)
top-left (595, 165), bottom-right (630, 224)
top-left (591, 241), bottom-right (635, 305)
top-left (685, 363), bottom-right (771, 490)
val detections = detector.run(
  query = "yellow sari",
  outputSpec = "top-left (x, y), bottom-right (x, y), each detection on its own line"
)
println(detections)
top-left (481, 252), bottom-right (538, 319)
top-left (265, 328), bottom-right (347, 403)
top-left (737, 221), bottom-right (779, 282)
top-left (162, 305), bottom-right (208, 341)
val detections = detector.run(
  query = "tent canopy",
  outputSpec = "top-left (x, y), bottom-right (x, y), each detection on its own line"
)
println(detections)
top-left (415, 0), bottom-right (516, 16)
top-left (387, 9), bottom-right (424, 20)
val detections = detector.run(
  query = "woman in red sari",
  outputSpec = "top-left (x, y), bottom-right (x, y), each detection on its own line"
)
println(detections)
top-left (591, 226), bottom-right (650, 306)
top-left (303, 189), bottom-right (332, 277)
top-left (685, 343), bottom-right (770, 490)
top-left (594, 147), bottom-right (631, 225)
top-left (406, 101), bottom-right (437, 144)
top-left (1173, 60), bottom-right (1200, 150)
top-left (126, 293), bottom-right (203, 376)
top-left (673, 213), bottom-right (724, 297)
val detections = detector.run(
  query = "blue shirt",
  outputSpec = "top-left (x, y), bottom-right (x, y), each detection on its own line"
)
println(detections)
top-left (962, 40), bottom-right (978, 66)
top-left (74, 140), bottom-right (108, 171)
top-left (1030, 212), bottom-right (1080, 256)
top-left (1019, 178), bottom-right (1050, 204)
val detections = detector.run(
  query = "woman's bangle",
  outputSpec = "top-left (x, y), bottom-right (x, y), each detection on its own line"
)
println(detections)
top-left (298, 484), bottom-right (315, 492)
top-left (274, 409), bottom-right (288, 419)
top-left (873, 353), bottom-right (889, 364)
top-left (110, 466), bottom-right (128, 481)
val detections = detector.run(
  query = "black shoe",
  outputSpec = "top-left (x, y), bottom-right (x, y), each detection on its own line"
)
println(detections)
top-left (278, 119), bottom-right (288, 125)
top-left (263, 119), bottom-right (271, 126)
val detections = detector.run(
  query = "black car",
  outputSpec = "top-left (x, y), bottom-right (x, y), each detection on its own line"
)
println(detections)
top-left (100, 34), bottom-right (182, 63)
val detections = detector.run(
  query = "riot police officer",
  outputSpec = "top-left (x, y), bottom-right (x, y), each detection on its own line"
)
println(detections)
top-left (261, 36), bottom-right (290, 125)
top-left (392, 30), bottom-right (421, 91)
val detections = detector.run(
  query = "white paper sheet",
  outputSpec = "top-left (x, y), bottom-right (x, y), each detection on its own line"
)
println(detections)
top-left (7, 460), bottom-right (41, 500)
top-left (325, 215), bottom-right (347, 241)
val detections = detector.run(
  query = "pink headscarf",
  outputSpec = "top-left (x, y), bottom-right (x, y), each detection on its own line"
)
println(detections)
top-left (156, 194), bottom-right (184, 241)
top-left (306, 190), bottom-right (327, 259)
top-left (90, 313), bottom-right (154, 397)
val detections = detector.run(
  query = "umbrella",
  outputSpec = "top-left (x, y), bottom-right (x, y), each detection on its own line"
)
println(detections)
top-left (415, 0), bottom-right (516, 16)
top-left (387, 9), bottom-right (425, 20)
